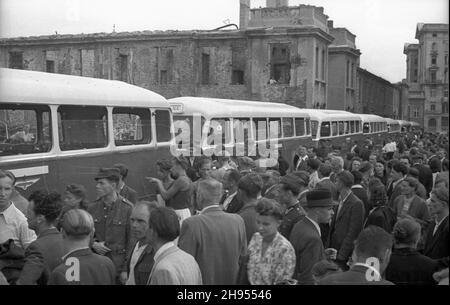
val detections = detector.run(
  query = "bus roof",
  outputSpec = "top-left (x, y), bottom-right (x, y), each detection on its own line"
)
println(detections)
top-left (397, 120), bottom-right (412, 127)
top-left (302, 109), bottom-right (361, 121)
top-left (0, 68), bottom-right (169, 108)
top-left (356, 114), bottom-right (387, 123)
top-left (168, 97), bottom-right (310, 118)
top-left (385, 118), bottom-right (399, 124)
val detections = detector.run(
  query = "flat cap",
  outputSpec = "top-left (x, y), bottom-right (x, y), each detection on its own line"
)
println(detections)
top-left (358, 161), bottom-right (372, 174)
top-left (94, 168), bottom-right (121, 181)
top-left (238, 157), bottom-right (256, 169)
top-left (306, 189), bottom-right (336, 208)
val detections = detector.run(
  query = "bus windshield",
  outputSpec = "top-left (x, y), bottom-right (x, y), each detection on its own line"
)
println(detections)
top-left (0, 104), bottom-right (52, 156)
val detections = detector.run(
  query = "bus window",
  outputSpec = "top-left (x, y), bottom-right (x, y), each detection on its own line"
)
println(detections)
top-left (356, 121), bottom-right (360, 133)
top-left (155, 110), bottom-right (172, 143)
top-left (332, 122), bottom-right (338, 136)
top-left (253, 118), bottom-right (267, 141)
top-left (363, 123), bottom-right (370, 134)
top-left (338, 121), bottom-right (344, 135)
top-left (233, 118), bottom-right (251, 149)
top-left (311, 120), bottom-right (318, 138)
top-left (113, 108), bottom-right (151, 146)
top-left (350, 121), bottom-right (355, 134)
top-left (269, 118), bottom-right (281, 139)
top-left (306, 118), bottom-right (311, 135)
top-left (295, 118), bottom-right (305, 137)
top-left (0, 104), bottom-right (52, 156)
top-left (210, 118), bottom-right (231, 145)
top-left (282, 118), bottom-right (294, 138)
top-left (344, 121), bottom-right (349, 134)
top-left (58, 106), bottom-right (107, 151)
top-left (320, 122), bottom-right (330, 137)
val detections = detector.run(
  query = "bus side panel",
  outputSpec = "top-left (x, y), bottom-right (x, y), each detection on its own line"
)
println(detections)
top-left (3, 158), bottom-right (61, 201)
top-left (110, 146), bottom-right (173, 201)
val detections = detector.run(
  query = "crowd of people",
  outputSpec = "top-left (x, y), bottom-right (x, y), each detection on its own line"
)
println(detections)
top-left (0, 131), bottom-right (448, 285)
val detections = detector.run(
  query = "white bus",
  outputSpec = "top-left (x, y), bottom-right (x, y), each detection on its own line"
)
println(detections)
top-left (0, 68), bottom-right (173, 200)
top-left (168, 97), bottom-right (312, 161)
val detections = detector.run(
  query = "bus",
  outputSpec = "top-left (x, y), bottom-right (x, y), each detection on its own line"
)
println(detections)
top-left (306, 109), bottom-right (363, 150)
top-left (356, 114), bottom-right (389, 145)
top-left (168, 97), bottom-right (312, 164)
top-left (398, 120), bottom-right (412, 133)
top-left (386, 118), bottom-right (401, 134)
top-left (0, 68), bottom-right (174, 201)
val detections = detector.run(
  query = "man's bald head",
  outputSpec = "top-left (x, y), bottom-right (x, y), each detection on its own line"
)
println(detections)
top-left (197, 178), bottom-right (223, 209)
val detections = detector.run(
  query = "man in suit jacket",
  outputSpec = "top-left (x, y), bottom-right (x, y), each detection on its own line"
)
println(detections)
top-left (293, 145), bottom-right (309, 172)
top-left (329, 171), bottom-right (365, 271)
top-left (114, 164), bottom-right (138, 204)
top-left (424, 187), bottom-right (449, 267)
top-left (236, 173), bottom-right (263, 243)
top-left (18, 191), bottom-right (64, 285)
top-left (387, 162), bottom-right (408, 208)
top-left (290, 189), bottom-right (337, 285)
top-left (147, 207), bottom-right (202, 285)
top-left (125, 202), bottom-right (157, 285)
top-left (178, 179), bottom-right (247, 285)
top-left (316, 163), bottom-right (338, 201)
top-left (351, 171), bottom-right (370, 221)
top-left (411, 155), bottom-right (433, 197)
top-left (49, 209), bottom-right (116, 285)
top-left (320, 226), bottom-right (394, 285)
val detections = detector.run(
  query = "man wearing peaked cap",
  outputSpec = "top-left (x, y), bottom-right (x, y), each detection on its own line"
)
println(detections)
top-left (289, 189), bottom-right (338, 285)
top-left (113, 164), bottom-right (138, 205)
top-left (278, 174), bottom-right (307, 239)
top-left (88, 167), bottom-right (134, 285)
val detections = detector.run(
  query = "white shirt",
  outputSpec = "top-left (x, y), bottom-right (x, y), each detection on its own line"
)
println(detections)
top-left (337, 191), bottom-right (352, 217)
top-left (434, 215), bottom-right (449, 236)
top-left (222, 191), bottom-right (237, 211)
top-left (305, 216), bottom-right (321, 237)
top-left (383, 142), bottom-right (397, 153)
top-left (126, 242), bottom-right (148, 285)
top-left (0, 203), bottom-right (36, 249)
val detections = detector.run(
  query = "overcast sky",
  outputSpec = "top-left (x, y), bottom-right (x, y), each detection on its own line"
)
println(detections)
top-left (0, 0), bottom-right (448, 82)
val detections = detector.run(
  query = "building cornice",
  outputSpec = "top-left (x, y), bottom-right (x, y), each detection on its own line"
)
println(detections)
top-left (245, 26), bottom-right (334, 43)
top-left (328, 45), bottom-right (361, 57)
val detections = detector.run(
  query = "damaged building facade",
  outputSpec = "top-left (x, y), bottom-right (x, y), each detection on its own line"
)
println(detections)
top-left (0, 1), bottom-right (333, 109)
top-left (0, 0), bottom-right (402, 118)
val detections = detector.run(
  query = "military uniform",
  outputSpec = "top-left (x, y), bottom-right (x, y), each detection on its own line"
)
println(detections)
top-left (279, 201), bottom-right (306, 239)
top-left (88, 194), bottom-right (133, 278)
top-left (119, 184), bottom-right (138, 205)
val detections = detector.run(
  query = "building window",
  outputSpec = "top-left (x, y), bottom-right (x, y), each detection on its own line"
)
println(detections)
top-left (445, 55), bottom-right (448, 65)
top-left (430, 71), bottom-right (437, 82)
top-left (444, 90), bottom-right (449, 98)
top-left (232, 70), bottom-right (244, 85)
top-left (428, 118), bottom-right (437, 130)
top-left (431, 104), bottom-right (436, 111)
top-left (119, 54), bottom-right (128, 82)
top-left (321, 49), bottom-right (325, 81)
top-left (443, 102), bottom-right (449, 113)
top-left (430, 88), bottom-right (437, 97)
top-left (432, 33), bottom-right (437, 37)
top-left (431, 57), bottom-right (437, 65)
top-left (201, 53), bottom-right (210, 85)
top-left (414, 58), bottom-right (418, 65)
top-left (315, 47), bottom-right (319, 79)
top-left (160, 70), bottom-right (168, 85)
top-left (413, 108), bottom-right (419, 118)
top-left (46, 60), bottom-right (55, 73)
top-left (158, 48), bottom-right (174, 85)
top-left (351, 63), bottom-right (354, 88)
top-left (346, 60), bottom-right (350, 87)
top-left (9, 52), bottom-right (23, 69)
top-left (270, 44), bottom-right (291, 84)
top-left (431, 42), bottom-right (437, 51)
